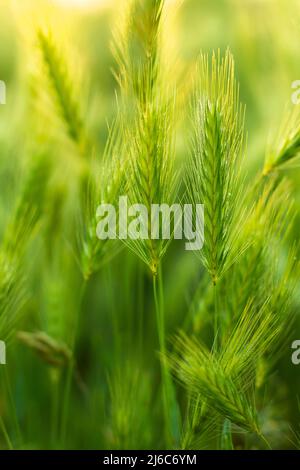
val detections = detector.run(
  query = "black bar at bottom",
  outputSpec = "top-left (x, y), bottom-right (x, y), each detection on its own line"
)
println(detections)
top-left (0, 450), bottom-right (299, 466)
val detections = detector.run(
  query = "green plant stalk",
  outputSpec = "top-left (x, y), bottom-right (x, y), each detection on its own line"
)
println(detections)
top-left (153, 265), bottom-right (180, 448)
top-left (137, 263), bottom-right (145, 356)
top-left (0, 415), bottom-right (13, 450)
top-left (213, 284), bottom-right (219, 347)
top-left (220, 418), bottom-right (234, 449)
top-left (105, 265), bottom-right (121, 361)
top-left (50, 369), bottom-right (60, 449)
top-left (258, 431), bottom-right (272, 450)
top-left (3, 367), bottom-right (22, 446)
top-left (153, 269), bottom-right (170, 446)
top-left (60, 279), bottom-right (87, 445)
top-left (213, 283), bottom-right (234, 449)
top-left (180, 394), bottom-right (201, 450)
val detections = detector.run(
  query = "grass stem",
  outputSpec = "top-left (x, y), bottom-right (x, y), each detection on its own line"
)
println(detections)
top-left (3, 366), bottom-right (22, 446)
top-left (60, 279), bottom-right (87, 445)
top-left (0, 415), bottom-right (13, 450)
top-left (153, 265), bottom-right (180, 448)
top-left (153, 270), bottom-right (170, 446)
top-left (50, 370), bottom-right (60, 449)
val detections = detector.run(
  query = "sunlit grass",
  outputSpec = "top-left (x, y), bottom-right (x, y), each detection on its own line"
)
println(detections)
top-left (52, 0), bottom-right (111, 10)
top-left (0, 0), bottom-right (299, 452)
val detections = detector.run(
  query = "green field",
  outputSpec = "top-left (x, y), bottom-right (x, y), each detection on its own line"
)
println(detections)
top-left (0, 0), bottom-right (299, 450)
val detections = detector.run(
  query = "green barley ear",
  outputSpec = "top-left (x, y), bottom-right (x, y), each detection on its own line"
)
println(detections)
top-left (112, 0), bottom-right (164, 97)
top-left (123, 92), bottom-right (179, 275)
top-left (0, 256), bottom-right (26, 343)
top-left (180, 397), bottom-right (220, 450)
top-left (113, 0), bottom-right (180, 275)
top-left (0, 152), bottom-right (50, 341)
top-left (3, 152), bottom-right (51, 257)
top-left (263, 106), bottom-right (300, 175)
top-left (169, 292), bottom-right (287, 443)
top-left (80, 117), bottom-right (126, 280)
top-left (224, 177), bottom-right (294, 321)
top-left (37, 29), bottom-right (88, 159)
top-left (168, 333), bottom-right (260, 435)
top-left (219, 301), bottom-right (282, 387)
top-left (187, 50), bottom-right (247, 284)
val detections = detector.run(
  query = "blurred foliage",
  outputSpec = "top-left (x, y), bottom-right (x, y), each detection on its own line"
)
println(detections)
top-left (0, 0), bottom-right (299, 450)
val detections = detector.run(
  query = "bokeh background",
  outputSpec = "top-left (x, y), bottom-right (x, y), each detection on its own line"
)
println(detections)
top-left (0, 0), bottom-right (299, 449)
